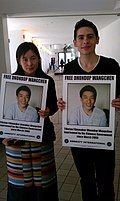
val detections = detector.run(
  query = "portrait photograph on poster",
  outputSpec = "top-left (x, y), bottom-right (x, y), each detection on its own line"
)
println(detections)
top-left (62, 74), bottom-right (116, 150)
top-left (0, 73), bottom-right (48, 142)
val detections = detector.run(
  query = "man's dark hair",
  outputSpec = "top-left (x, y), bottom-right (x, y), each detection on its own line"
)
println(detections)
top-left (80, 85), bottom-right (97, 99)
top-left (74, 18), bottom-right (99, 40)
top-left (16, 85), bottom-right (31, 98)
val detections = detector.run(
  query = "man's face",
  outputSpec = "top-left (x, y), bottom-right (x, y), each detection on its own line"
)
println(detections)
top-left (17, 90), bottom-right (30, 110)
top-left (73, 27), bottom-right (99, 56)
top-left (81, 91), bottom-right (96, 113)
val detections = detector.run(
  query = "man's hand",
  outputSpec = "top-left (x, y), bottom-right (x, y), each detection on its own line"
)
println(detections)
top-left (38, 107), bottom-right (50, 118)
top-left (112, 97), bottom-right (120, 110)
top-left (57, 98), bottom-right (66, 111)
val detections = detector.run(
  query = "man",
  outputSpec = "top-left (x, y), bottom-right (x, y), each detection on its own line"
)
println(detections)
top-left (4, 85), bottom-right (38, 122)
top-left (57, 19), bottom-right (120, 201)
top-left (68, 85), bottom-right (107, 127)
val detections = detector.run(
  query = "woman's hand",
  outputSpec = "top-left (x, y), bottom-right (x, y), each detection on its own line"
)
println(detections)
top-left (57, 98), bottom-right (66, 111)
top-left (112, 96), bottom-right (120, 110)
top-left (38, 107), bottom-right (50, 118)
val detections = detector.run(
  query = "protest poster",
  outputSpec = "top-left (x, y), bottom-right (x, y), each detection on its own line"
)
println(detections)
top-left (62, 74), bottom-right (116, 150)
top-left (0, 73), bottom-right (48, 142)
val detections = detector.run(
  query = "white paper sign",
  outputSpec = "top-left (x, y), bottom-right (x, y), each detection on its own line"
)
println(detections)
top-left (62, 75), bottom-right (116, 150)
top-left (0, 73), bottom-right (48, 142)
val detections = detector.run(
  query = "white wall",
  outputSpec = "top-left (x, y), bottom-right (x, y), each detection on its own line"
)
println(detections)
top-left (96, 18), bottom-right (120, 64)
top-left (8, 30), bottom-right (24, 73)
top-left (0, 16), bottom-right (11, 81)
top-left (38, 48), bottom-right (51, 73)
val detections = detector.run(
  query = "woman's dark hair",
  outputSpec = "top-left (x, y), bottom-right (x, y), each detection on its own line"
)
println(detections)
top-left (16, 85), bottom-right (31, 98)
top-left (14, 42), bottom-right (41, 76)
top-left (80, 85), bottom-right (97, 99)
top-left (74, 18), bottom-right (99, 40)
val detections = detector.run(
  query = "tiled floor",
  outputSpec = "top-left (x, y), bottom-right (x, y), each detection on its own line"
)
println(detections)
top-left (0, 69), bottom-right (120, 201)
top-left (54, 123), bottom-right (82, 201)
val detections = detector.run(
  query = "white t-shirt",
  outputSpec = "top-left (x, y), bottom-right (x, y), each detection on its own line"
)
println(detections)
top-left (4, 102), bottom-right (38, 122)
top-left (68, 105), bottom-right (107, 127)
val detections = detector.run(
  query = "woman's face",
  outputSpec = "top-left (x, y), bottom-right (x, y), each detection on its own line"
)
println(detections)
top-left (19, 50), bottom-right (39, 76)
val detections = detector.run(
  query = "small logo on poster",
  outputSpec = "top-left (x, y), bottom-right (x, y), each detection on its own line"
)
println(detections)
top-left (36, 135), bottom-right (40, 139)
top-left (0, 131), bottom-right (3, 135)
top-left (107, 142), bottom-right (112, 146)
top-left (64, 139), bottom-right (69, 143)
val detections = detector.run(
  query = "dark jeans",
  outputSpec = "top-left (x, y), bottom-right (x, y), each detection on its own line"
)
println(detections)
top-left (7, 182), bottom-right (59, 201)
top-left (71, 147), bottom-right (115, 201)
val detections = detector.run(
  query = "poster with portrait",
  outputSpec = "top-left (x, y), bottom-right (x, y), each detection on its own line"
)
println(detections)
top-left (0, 73), bottom-right (48, 142)
top-left (62, 74), bottom-right (116, 150)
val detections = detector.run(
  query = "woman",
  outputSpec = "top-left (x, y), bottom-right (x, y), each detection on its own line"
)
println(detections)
top-left (2, 42), bottom-right (59, 201)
